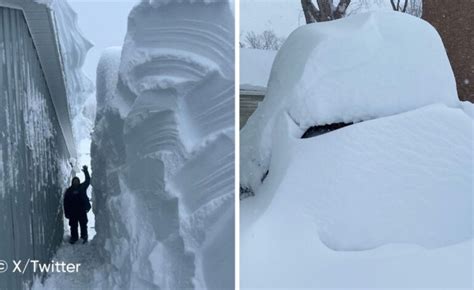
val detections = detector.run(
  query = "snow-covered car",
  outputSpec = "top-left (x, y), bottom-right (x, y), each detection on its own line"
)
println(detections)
top-left (240, 11), bottom-right (473, 288)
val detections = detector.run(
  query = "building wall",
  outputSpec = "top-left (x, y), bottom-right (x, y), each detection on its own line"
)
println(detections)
top-left (0, 7), bottom-right (70, 289)
top-left (240, 93), bottom-right (264, 128)
top-left (423, 0), bottom-right (474, 102)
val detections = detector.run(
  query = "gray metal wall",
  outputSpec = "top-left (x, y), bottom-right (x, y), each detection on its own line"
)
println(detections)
top-left (0, 7), bottom-right (69, 289)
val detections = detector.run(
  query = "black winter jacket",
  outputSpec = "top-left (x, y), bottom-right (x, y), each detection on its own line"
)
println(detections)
top-left (64, 170), bottom-right (91, 219)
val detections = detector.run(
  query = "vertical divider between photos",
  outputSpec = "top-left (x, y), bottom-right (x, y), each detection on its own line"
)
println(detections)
top-left (234, 0), bottom-right (241, 289)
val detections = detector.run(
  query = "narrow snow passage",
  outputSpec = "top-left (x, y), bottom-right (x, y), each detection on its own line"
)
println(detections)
top-left (32, 79), bottom-right (100, 290)
top-left (28, 0), bottom-right (104, 288)
top-left (69, 135), bottom-right (97, 241)
top-left (32, 239), bottom-right (107, 290)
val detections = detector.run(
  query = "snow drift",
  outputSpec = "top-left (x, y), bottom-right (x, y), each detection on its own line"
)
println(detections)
top-left (241, 11), bottom-right (461, 193)
top-left (92, 1), bottom-right (234, 289)
top-left (241, 105), bottom-right (473, 288)
top-left (241, 11), bottom-right (473, 288)
top-left (39, 0), bottom-right (96, 169)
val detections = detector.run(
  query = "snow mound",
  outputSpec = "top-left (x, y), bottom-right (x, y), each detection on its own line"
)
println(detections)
top-left (240, 48), bottom-right (277, 92)
top-left (47, 0), bottom-right (95, 141)
top-left (92, 1), bottom-right (234, 289)
top-left (96, 47), bottom-right (123, 112)
top-left (241, 11), bottom-right (461, 192)
top-left (241, 104), bottom-right (473, 287)
top-left (241, 11), bottom-right (472, 288)
top-left (462, 101), bottom-right (474, 119)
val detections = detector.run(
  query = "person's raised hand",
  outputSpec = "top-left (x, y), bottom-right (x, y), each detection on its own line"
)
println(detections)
top-left (82, 165), bottom-right (88, 172)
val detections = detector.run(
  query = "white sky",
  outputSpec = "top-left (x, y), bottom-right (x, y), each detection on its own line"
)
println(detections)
top-left (68, 0), bottom-right (137, 84)
top-left (240, 0), bottom-right (302, 38)
top-left (240, 0), bottom-right (393, 40)
top-left (68, 0), bottom-right (392, 82)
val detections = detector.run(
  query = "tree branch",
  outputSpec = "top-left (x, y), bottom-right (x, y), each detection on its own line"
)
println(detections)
top-left (317, 0), bottom-right (334, 21)
top-left (390, 0), bottom-right (397, 10)
top-left (402, 0), bottom-right (409, 12)
top-left (334, 0), bottom-right (351, 19)
top-left (301, 0), bottom-right (320, 23)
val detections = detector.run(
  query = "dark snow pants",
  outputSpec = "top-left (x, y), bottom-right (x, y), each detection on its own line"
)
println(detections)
top-left (69, 213), bottom-right (88, 240)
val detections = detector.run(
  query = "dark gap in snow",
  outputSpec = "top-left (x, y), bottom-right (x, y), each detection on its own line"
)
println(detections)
top-left (301, 122), bottom-right (353, 138)
top-left (260, 169), bottom-right (269, 183)
top-left (240, 186), bottom-right (254, 200)
top-left (240, 169), bottom-right (269, 200)
top-left (240, 124), bottom-right (354, 200)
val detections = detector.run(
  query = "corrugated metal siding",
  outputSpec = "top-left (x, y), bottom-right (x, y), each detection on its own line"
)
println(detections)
top-left (0, 0), bottom-right (76, 158)
top-left (0, 7), bottom-right (68, 289)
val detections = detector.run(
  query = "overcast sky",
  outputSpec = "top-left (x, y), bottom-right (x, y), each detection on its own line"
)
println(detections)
top-left (240, 0), bottom-right (394, 40)
top-left (68, 0), bottom-right (393, 83)
top-left (68, 0), bottom-right (235, 85)
top-left (68, 0), bottom-right (137, 84)
top-left (241, 0), bottom-right (302, 38)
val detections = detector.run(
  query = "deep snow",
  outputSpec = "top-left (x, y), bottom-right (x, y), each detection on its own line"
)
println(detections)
top-left (241, 11), bottom-right (473, 288)
top-left (240, 12), bottom-right (461, 194)
top-left (91, 1), bottom-right (235, 289)
top-left (241, 105), bottom-right (473, 288)
top-left (32, 239), bottom-right (108, 290)
top-left (35, 0), bottom-right (98, 237)
top-left (42, 0), bottom-right (96, 166)
top-left (30, 0), bottom-right (98, 288)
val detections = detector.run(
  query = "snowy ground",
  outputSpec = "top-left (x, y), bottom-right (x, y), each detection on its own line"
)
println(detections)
top-left (32, 239), bottom-right (108, 290)
top-left (241, 11), bottom-right (473, 288)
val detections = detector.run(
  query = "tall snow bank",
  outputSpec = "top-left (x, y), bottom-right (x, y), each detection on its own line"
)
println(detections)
top-left (38, 0), bottom-right (96, 173)
top-left (241, 11), bottom-right (461, 192)
top-left (91, 1), bottom-right (234, 289)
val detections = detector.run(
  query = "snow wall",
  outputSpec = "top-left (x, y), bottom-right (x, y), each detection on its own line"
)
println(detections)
top-left (91, 1), bottom-right (235, 289)
top-left (45, 0), bottom-right (96, 174)
top-left (241, 11), bottom-right (473, 288)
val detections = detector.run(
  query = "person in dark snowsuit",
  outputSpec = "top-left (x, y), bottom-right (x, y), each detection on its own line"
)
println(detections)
top-left (64, 165), bottom-right (91, 244)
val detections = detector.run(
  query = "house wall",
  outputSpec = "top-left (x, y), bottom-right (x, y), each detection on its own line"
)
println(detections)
top-left (240, 93), bottom-right (264, 128)
top-left (422, 0), bottom-right (474, 102)
top-left (0, 7), bottom-right (70, 289)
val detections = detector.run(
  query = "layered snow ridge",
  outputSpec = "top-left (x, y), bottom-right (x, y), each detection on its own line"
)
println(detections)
top-left (241, 11), bottom-right (473, 288)
top-left (241, 11), bottom-right (461, 192)
top-left (46, 0), bottom-right (96, 172)
top-left (34, 0), bottom-right (96, 182)
top-left (92, 1), bottom-right (234, 289)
